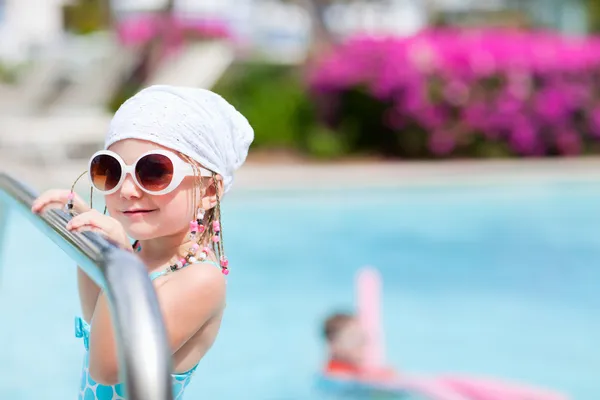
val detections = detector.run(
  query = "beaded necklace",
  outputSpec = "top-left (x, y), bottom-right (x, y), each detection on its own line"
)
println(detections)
top-left (132, 240), bottom-right (213, 276)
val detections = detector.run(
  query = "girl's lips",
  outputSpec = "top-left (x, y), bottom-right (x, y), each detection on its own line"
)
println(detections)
top-left (122, 209), bottom-right (157, 217)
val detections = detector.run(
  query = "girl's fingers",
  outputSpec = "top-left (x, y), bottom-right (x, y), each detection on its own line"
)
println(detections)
top-left (38, 202), bottom-right (67, 214)
top-left (32, 189), bottom-right (90, 214)
top-left (70, 225), bottom-right (106, 236)
top-left (66, 211), bottom-right (130, 249)
top-left (66, 210), bottom-right (104, 231)
top-left (31, 190), bottom-right (64, 212)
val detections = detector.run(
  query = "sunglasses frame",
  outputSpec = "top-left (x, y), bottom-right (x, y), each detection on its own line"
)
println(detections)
top-left (88, 149), bottom-right (213, 195)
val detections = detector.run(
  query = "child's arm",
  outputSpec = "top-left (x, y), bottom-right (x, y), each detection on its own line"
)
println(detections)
top-left (31, 190), bottom-right (102, 321)
top-left (57, 207), bottom-right (226, 384)
top-left (88, 263), bottom-right (226, 384)
top-left (78, 267), bottom-right (102, 322)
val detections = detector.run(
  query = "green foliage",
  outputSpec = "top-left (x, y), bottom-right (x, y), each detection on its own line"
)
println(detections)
top-left (63, 0), bottom-right (110, 35)
top-left (0, 63), bottom-right (19, 84)
top-left (212, 62), bottom-right (351, 158)
top-left (213, 63), bottom-right (315, 150)
top-left (587, 0), bottom-right (600, 33)
top-left (305, 125), bottom-right (348, 159)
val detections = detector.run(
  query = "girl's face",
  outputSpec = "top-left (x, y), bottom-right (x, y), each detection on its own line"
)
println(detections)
top-left (104, 139), bottom-right (212, 241)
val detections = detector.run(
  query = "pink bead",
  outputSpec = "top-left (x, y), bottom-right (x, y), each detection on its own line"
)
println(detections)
top-left (67, 192), bottom-right (75, 200)
top-left (203, 246), bottom-right (211, 254)
top-left (189, 221), bottom-right (199, 231)
top-left (198, 225), bottom-right (205, 233)
top-left (179, 257), bottom-right (187, 266)
top-left (220, 257), bottom-right (229, 267)
top-left (212, 235), bottom-right (220, 243)
top-left (191, 243), bottom-right (200, 252)
top-left (213, 221), bottom-right (220, 232)
top-left (222, 268), bottom-right (229, 275)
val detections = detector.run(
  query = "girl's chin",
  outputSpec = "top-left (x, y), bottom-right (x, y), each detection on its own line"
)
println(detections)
top-left (124, 224), bottom-right (187, 242)
top-left (123, 224), bottom-right (160, 241)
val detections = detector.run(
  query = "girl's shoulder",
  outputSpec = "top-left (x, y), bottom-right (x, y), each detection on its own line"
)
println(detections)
top-left (160, 261), bottom-right (226, 300)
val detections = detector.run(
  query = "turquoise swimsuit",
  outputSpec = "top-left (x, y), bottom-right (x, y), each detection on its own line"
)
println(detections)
top-left (75, 260), bottom-right (220, 400)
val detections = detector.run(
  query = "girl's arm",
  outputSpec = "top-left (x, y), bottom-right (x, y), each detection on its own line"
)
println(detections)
top-left (31, 191), bottom-right (101, 320)
top-left (78, 267), bottom-right (102, 323)
top-left (88, 263), bottom-right (226, 385)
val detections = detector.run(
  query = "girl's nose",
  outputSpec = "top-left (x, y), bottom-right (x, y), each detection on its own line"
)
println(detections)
top-left (119, 175), bottom-right (142, 200)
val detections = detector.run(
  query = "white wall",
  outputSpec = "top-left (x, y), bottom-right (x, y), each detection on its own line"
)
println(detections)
top-left (0, 0), bottom-right (68, 63)
top-left (113, 0), bottom-right (166, 12)
top-left (114, 0), bottom-right (236, 16)
top-left (250, 0), bottom-right (310, 63)
top-left (326, 0), bottom-right (428, 38)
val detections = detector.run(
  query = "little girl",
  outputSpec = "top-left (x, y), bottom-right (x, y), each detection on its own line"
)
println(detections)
top-left (31, 85), bottom-right (254, 400)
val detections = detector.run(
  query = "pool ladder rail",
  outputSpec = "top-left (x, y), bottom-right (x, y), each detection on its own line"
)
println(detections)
top-left (0, 172), bottom-right (174, 400)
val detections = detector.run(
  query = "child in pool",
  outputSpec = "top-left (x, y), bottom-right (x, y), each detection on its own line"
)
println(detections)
top-left (323, 312), bottom-right (396, 381)
top-left (322, 314), bottom-right (568, 400)
top-left (31, 85), bottom-right (253, 400)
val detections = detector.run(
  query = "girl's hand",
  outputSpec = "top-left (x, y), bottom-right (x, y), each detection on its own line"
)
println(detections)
top-left (66, 210), bottom-right (132, 250)
top-left (31, 189), bottom-right (90, 215)
top-left (32, 190), bottom-right (131, 250)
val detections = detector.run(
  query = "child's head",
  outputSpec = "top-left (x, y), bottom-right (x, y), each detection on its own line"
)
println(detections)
top-left (323, 312), bottom-right (366, 366)
top-left (95, 139), bottom-right (214, 241)
top-left (88, 85), bottom-right (253, 249)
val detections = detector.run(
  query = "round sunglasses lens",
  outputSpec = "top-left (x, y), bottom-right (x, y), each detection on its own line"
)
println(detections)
top-left (135, 154), bottom-right (174, 192)
top-left (90, 155), bottom-right (122, 192)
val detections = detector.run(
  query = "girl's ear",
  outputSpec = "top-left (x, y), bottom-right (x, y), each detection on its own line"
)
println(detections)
top-left (201, 175), bottom-right (224, 210)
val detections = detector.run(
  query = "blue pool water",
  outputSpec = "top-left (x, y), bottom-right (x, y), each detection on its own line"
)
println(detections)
top-left (0, 181), bottom-right (599, 399)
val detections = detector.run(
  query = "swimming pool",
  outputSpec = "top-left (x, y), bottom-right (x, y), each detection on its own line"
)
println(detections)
top-left (0, 180), bottom-right (598, 399)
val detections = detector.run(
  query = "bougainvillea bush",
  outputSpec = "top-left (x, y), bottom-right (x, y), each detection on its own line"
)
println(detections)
top-left (309, 29), bottom-right (600, 158)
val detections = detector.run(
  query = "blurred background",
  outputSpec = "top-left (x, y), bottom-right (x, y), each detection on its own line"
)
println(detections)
top-left (1, 0), bottom-right (600, 399)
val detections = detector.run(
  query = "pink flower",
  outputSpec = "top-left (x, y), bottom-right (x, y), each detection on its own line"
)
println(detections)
top-left (309, 28), bottom-right (600, 158)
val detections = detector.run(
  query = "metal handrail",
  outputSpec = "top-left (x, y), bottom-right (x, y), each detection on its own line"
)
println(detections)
top-left (0, 172), bottom-right (173, 400)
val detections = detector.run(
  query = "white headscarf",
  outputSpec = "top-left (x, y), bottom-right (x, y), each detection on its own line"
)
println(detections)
top-left (105, 85), bottom-right (254, 193)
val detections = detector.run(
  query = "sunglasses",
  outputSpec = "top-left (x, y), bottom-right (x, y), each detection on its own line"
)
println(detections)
top-left (88, 149), bottom-right (212, 195)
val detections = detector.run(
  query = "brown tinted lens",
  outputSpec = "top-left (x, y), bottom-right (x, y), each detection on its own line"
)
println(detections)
top-left (135, 154), bottom-right (174, 192)
top-left (90, 154), bottom-right (122, 191)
